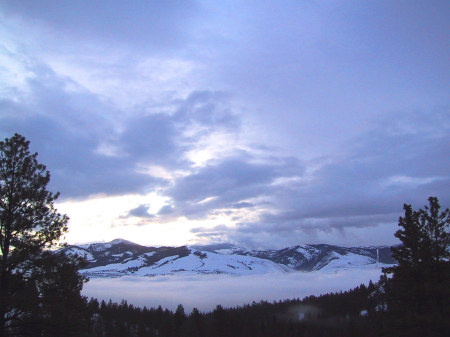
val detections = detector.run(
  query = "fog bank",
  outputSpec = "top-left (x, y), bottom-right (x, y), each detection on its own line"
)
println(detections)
top-left (83, 267), bottom-right (384, 313)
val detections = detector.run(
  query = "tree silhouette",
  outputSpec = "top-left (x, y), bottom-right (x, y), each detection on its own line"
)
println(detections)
top-left (383, 197), bottom-right (450, 336)
top-left (0, 134), bottom-right (88, 336)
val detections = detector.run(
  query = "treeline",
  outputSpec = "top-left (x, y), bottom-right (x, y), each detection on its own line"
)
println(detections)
top-left (82, 281), bottom-right (380, 337)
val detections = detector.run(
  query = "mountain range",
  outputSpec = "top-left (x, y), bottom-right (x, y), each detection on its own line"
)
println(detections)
top-left (63, 239), bottom-right (396, 278)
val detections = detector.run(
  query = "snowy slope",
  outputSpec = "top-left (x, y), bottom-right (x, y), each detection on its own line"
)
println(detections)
top-left (77, 247), bottom-right (291, 278)
top-left (63, 239), bottom-right (395, 278)
top-left (133, 249), bottom-right (291, 277)
top-left (319, 252), bottom-right (375, 271)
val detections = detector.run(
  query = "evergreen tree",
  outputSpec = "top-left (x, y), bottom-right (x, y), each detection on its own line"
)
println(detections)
top-left (0, 134), bottom-right (88, 336)
top-left (382, 197), bottom-right (450, 336)
top-left (187, 307), bottom-right (204, 337)
top-left (174, 304), bottom-right (186, 336)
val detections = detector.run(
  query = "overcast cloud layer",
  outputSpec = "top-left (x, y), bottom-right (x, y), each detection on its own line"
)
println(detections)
top-left (0, 0), bottom-right (449, 248)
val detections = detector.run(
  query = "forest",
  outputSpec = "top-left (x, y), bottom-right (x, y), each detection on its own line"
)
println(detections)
top-left (1, 134), bottom-right (449, 337)
top-left (82, 282), bottom-right (379, 337)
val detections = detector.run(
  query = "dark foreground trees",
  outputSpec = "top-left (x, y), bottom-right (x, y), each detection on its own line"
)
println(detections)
top-left (382, 197), bottom-right (450, 336)
top-left (84, 286), bottom-right (379, 337)
top-left (0, 134), bottom-right (88, 337)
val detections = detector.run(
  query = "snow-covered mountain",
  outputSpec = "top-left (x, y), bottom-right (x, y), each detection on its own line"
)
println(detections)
top-left (63, 239), bottom-right (396, 278)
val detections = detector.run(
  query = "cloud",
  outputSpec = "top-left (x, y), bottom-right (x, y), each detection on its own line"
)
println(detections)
top-left (225, 109), bottom-right (450, 247)
top-left (232, 202), bottom-right (254, 209)
top-left (163, 155), bottom-right (304, 218)
top-left (119, 113), bottom-right (179, 164)
top-left (0, 0), bottom-right (199, 52)
top-left (1, 47), bottom-right (447, 249)
top-left (0, 53), bottom-right (241, 200)
top-left (0, 64), bottom-right (158, 198)
top-left (82, 268), bottom-right (385, 313)
top-left (173, 91), bottom-right (239, 130)
top-left (157, 205), bottom-right (175, 216)
top-left (1, 0), bottom-right (448, 248)
top-left (141, 107), bottom-right (449, 249)
top-left (170, 158), bottom-right (279, 202)
top-left (125, 205), bottom-right (155, 219)
top-left (190, 225), bottom-right (230, 241)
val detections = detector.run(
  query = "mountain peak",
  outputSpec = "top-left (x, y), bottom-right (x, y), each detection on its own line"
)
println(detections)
top-left (110, 238), bottom-right (133, 245)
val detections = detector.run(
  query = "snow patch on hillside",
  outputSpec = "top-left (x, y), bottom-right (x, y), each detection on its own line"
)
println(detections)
top-left (295, 246), bottom-right (319, 260)
top-left (65, 247), bottom-right (95, 262)
top-left (320, 253), bottom-right (375, 271)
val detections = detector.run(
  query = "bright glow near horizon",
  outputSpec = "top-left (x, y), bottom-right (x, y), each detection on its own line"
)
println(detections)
top-left (57, 193), bottom-right (241, 247)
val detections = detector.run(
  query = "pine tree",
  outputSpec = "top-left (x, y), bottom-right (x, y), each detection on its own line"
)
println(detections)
top-left (0, 134), bottom-right (88, 336)
top-left (382, 197), bottom-right (450, 336)
top-left (174, 304), bottom-right (186, 336)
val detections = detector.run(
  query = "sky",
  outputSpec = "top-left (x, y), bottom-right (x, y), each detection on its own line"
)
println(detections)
top-left (0, 0), bottom-right (449, 249)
